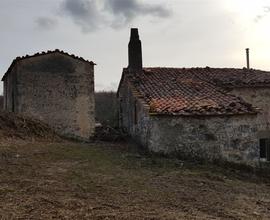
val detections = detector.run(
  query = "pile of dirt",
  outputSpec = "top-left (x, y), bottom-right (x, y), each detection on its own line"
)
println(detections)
top-left (0, 111), bottom-right (61, 143)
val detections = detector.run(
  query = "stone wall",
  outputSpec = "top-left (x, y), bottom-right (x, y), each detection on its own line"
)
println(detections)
top-left (0, 96), bottom-right (3, 110)
top-left (3, 65), bottom-right (17, 112)
top-left (9, 53), bottom-right (95, 140)
top-left (148, 115), bottom-right (261, 165)
top-left (119, 80), bottom-right (268, 165)
top-left (230, 88), bottom-right (270, 127)
top-left (118, 77), bottom-right (150, 147)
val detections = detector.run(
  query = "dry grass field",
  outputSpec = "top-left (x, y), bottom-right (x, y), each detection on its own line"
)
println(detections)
top-left (0, 141), bottom-right (270, 219)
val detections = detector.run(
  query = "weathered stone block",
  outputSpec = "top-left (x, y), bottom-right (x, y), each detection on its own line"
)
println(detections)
top-left (3, 52), bottom-right (95, 140)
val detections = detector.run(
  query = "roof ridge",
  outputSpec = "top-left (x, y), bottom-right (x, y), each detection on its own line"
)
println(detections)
top-left (2, 49), bottom-right (95, 81)
top-left (13, 49), bottom-right (95, 65)
top-left (142, 67), bottom-right (269, 72)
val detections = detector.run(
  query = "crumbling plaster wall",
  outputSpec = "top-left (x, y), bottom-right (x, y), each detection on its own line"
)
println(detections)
top-left (3, 66), bottom-right (17, 112)
top-left (230, 88), bottom-right (270, 129)
top-left (15, 53), bottom-right (95, 140)
top-left (148, 115), bottom-right (262, 165)
top-left (118, 78), bottom-right (150, 147)
top-left (0, 96), bottom-right (3, 110)
top-left (119, 79), bottom-right (266, 165)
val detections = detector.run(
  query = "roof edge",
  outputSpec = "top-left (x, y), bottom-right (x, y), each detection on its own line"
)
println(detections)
top-left (149, 111), bottom-right (258, 117)
top-left (2, 49), bottom-right (96, 81)
top-left (116, 68), bottom-right (128, 97)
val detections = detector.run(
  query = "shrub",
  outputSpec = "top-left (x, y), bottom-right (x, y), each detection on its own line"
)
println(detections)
top-left (95, 91), bottom-right (118, 127)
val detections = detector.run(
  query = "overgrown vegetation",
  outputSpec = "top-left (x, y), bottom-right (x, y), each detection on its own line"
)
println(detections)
top-left (0, 111), bottom-right (60, 143)
top-left (95, 91), bottom-right (118, 127)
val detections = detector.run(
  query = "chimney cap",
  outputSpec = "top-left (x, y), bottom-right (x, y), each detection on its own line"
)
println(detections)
top-left (130, 28), bottom-right (140, 40)
top-left (128, 28), bottom-right (143, 71)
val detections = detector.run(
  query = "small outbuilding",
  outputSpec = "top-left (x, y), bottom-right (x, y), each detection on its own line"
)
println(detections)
top-left (117, 29), bottom-right (270, 165)
top-left (2, 50), bottom-right (95, 140)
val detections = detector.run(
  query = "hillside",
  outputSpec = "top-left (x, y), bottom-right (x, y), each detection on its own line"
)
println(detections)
top-left (0, 111), bottom-right (60, 144)
top-left (0, 141), bottom-right (269, 219)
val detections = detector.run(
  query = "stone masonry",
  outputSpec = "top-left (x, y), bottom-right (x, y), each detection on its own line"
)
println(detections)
top-left (118, 80), bottom-right (262, 165)
top-left (2, 50), bottom-right (95, 140)
top-left (118, 28), bottom-right (270, 166)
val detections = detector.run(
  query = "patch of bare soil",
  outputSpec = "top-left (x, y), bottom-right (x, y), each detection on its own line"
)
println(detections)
top-left (0, 112), bottom-right (61, 145)
top-left (0, 142), bottom-right (270, 219)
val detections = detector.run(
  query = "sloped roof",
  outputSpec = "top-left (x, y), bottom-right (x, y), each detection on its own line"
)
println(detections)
top-left (192, 67), bottom-right (270, 88)
top-left (2, 49), bottom-right (95, 81)
top-left (120, 67), bottom-right (267, 116)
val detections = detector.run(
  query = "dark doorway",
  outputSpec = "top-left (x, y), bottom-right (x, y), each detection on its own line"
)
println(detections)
top-left (260, 139), bottom-right (270, 161)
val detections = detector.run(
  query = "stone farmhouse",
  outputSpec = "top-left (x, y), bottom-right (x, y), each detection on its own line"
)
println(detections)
top-left (2, 50), bottom-right (95, 140)
top-left (118, 28), bottom-right (270, 165)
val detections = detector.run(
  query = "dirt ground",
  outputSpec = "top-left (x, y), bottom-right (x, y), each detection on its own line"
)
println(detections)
top-left (0, 111), bottom-right (60, 145)
top-left (0, 141), bottom-right (270, 220)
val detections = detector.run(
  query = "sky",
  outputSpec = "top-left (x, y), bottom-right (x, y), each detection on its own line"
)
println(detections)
top-left (1, 0), bottom-right (270, 93)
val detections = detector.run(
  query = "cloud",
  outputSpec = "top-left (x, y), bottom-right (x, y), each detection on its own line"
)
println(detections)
top-left (35, 17), bottom-right (58, 30)
top-left (264, 6), bottom-right (270, 12)
top-left (254, 6), bottom-right (270, 23)
top-left (104, 0), bottom-right (172, 28)
top-left (60, 0), bottom-right (172, 32)
top-left (60, 0), bottom-right (103, 32)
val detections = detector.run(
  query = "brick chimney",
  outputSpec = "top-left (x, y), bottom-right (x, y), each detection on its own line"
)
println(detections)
top-left (128, 28), bottom-right (143, 71)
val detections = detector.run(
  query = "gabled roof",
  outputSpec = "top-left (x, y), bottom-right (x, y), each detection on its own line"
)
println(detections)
top-left (2, 49), bottom-right (95, 81)
top-left (192, 67), bottom-right (270, 88)
top-left (119, 67), bottom-right (267, 116)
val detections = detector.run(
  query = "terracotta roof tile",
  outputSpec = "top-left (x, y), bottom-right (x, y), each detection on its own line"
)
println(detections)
top-left (192, 67), bottom-right (270, 88)
top-left (124, 67), bottom-right (261, 116)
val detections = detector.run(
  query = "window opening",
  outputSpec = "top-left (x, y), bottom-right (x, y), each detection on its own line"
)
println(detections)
top-left (260, 139), bottom-right (270, 161)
